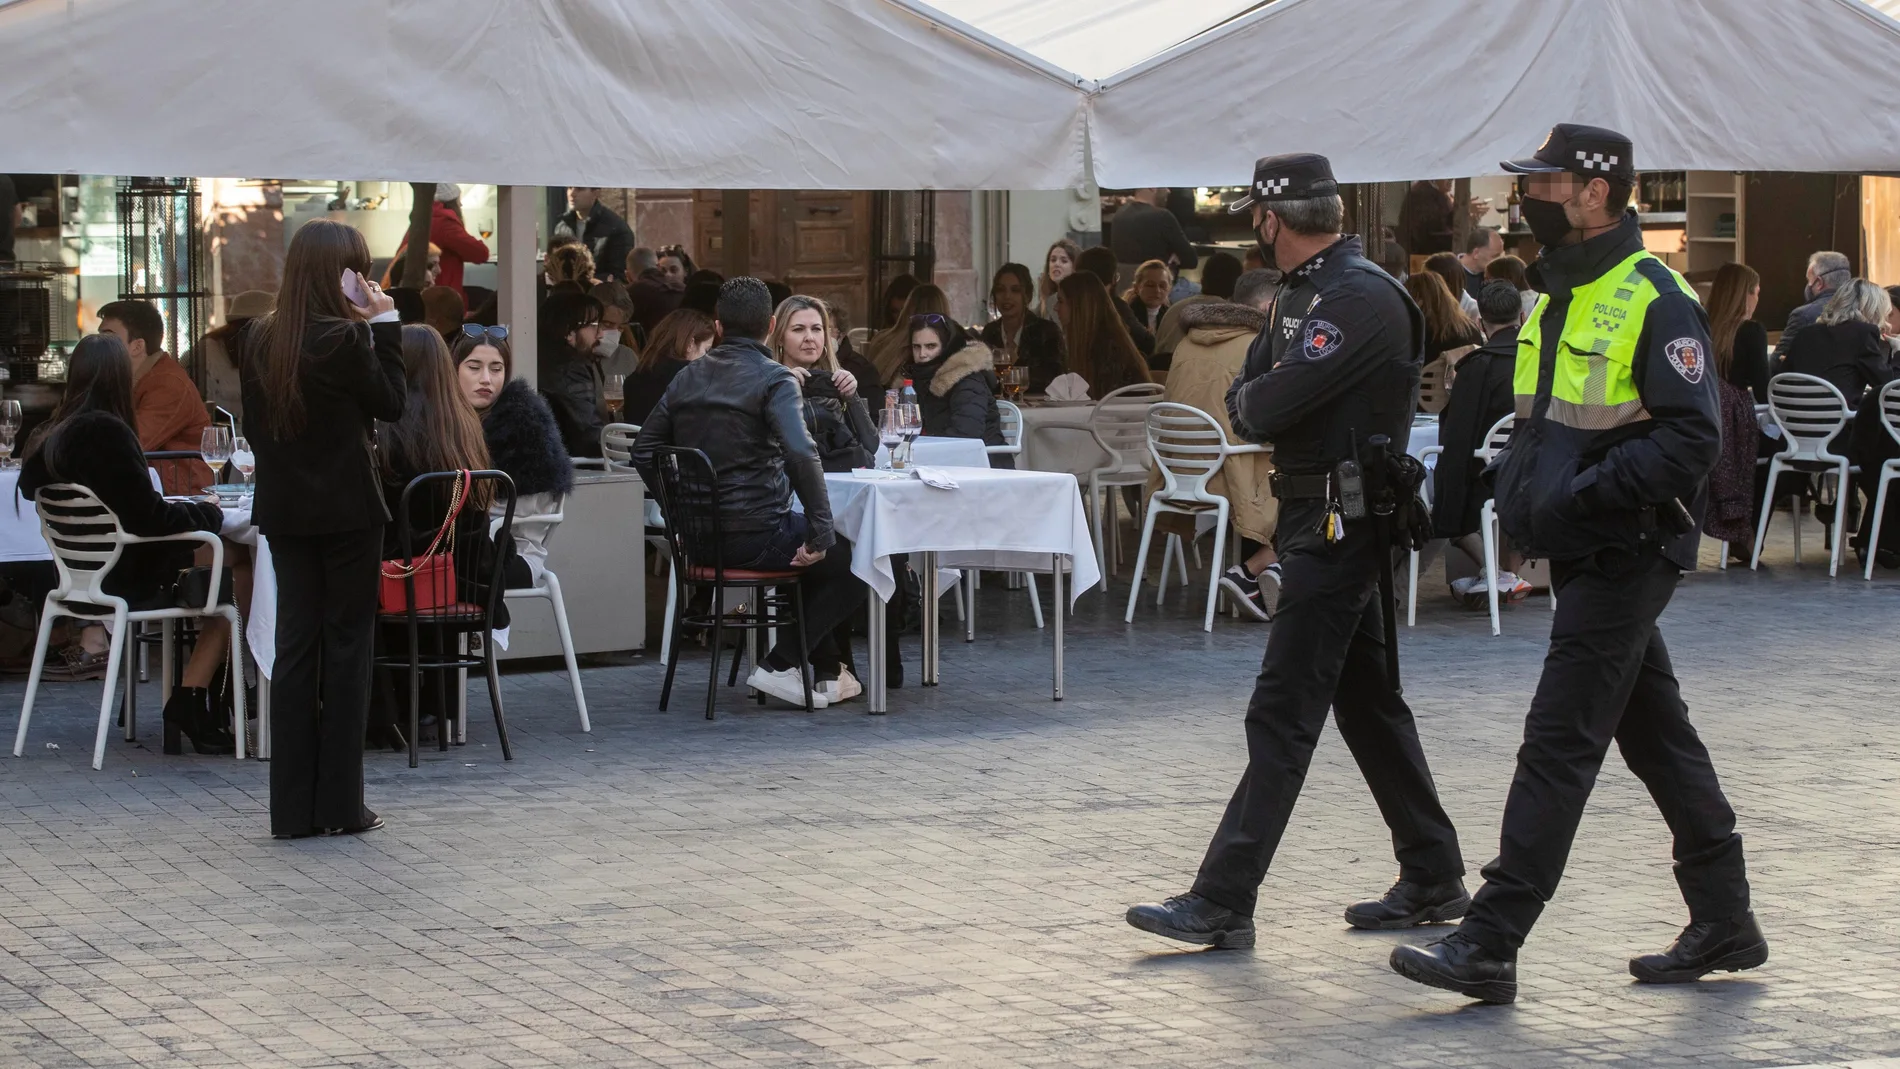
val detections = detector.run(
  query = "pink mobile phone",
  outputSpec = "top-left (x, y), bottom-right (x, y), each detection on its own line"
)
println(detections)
top-left (341, 268), bottom-right (369, 308)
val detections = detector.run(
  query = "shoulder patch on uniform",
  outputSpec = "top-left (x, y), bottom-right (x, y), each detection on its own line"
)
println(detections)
top-left (1664, 337), bottom-right (1705, 383)
top-left (1302, 319), bottom-right (1343, 359)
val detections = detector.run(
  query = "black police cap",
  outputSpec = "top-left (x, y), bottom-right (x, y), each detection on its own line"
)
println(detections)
top-left (1503, 123), bottom-right (1636, 183)
top-left (1226, 152), bottom-right (1339, 214)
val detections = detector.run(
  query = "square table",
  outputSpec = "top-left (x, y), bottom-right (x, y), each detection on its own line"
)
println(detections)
top-left (822, 467), bottom-right (1100, 713)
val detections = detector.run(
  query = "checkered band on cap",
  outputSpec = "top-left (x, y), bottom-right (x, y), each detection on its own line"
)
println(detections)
top-left (1576, 150), bottom-right (1620, 172)
top-left (1257, 177), bottom-right (1291, 197)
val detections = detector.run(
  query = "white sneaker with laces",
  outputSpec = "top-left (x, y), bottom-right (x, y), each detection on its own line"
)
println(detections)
top-left (819, 668), bottom-right (863, 704)
top-left (1495, 572), bottom-right (1533, 602)
top-left (745, 665), bottom-right (827, 708)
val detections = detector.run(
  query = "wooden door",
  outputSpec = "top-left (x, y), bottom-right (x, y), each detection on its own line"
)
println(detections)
top-left (776, 191), bottom-right (870, 333)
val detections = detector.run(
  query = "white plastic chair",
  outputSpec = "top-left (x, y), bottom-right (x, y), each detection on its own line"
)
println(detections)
top-left (990, 400), bottom-right (1024, 459)
top-left (1410, 445), bottom-right (1445, 626)
top-left (1085, 383), bottom-right (1165, 591)
top-left (1475, 413), bottom-right (1515, 637)
top-left (499, 493), bottom-right (589, 732)
top-left (1752, 373), bottom-right (1853, 576)
top-left (1124, 404), bottom-right (1267, 632)
top-left (13, 485), bottom-right (246, 770)
top-left (1862, 380), bottom-right (1900, 581)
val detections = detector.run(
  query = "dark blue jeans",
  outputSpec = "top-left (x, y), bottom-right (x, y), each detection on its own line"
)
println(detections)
top-left (722, 512), bottom-right (863, 676)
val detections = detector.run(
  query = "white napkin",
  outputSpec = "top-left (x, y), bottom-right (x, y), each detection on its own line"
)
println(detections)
top-left (914, 466), bottom-right (961, 490)
top-left (1045, 373), bottom-right (1091, 401)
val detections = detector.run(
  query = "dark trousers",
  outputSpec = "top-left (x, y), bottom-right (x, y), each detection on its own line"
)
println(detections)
top-left (724, 512), bottom-right (865, 675)
top-left (1193, 531), bottom-right (1464, 916)
top-left (268, 526), bottom-right (381, 836)
top-left (1462, 551), bottom-right (1749, 956)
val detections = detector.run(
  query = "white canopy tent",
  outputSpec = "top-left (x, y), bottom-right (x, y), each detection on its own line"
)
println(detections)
top-left (4, 0), bottom-right (1898, 188)
top-left (0, 0), bottom-right (1087, 190)
top-left (1081, 0), bottom-right (1900, 187)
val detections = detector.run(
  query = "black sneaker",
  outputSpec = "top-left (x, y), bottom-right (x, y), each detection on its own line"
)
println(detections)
top-left (1390, 930), bottom-right (1518, 1004)
top-left (1125, 892), bottom-right (1255, 948)
top-left (1219, 565), bottom-right (1273, 621)
top-left (1628, 912), bottom-right (1768, 983)
top-left (1344, 878), bottom-right (1470, 930)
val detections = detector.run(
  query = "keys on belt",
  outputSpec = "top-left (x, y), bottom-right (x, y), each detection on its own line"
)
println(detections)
top-left (1268, 471), bottom-right (1347, 543)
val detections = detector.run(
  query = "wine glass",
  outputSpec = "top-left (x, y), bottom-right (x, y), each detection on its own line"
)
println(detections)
top-left (899, 402), bottom-right (923, 445)
top-left (602, 374), bottom-right (626, 421)
top-left (0, 400), bottom-right (21, 470)
top-left (878, 407), bottom-right (904, 471)
top-left (200, 425), bottom-right (234, 485)
top-left (231, 436), bottom-right (256, 493)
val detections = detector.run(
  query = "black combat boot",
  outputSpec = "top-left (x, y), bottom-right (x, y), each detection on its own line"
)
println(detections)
top-left (1389, 930), bottom-right (1518, 1004)
top-left (1629, 912), bottom-right (1768, 983)
top-left (1344, 878), bottom-right (1471, 930)
top-left (1125, 892), bottom-right (1255, 948)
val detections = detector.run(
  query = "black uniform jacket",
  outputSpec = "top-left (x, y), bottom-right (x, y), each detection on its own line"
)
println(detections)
top-left (1226, 235), bottom-right (1424, 554)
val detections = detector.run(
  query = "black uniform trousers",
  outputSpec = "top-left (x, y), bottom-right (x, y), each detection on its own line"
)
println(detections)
top-left (268, 526), bottom-right (381, 836)
top-left (1462, 550), bottom-right (1749, 956)
top-left (1193, 515), bottom-right (1464, 917)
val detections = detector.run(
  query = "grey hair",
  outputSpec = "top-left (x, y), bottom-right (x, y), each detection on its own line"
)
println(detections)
top-left (1268, 195), bottom-right (1344, 236)
top-left (1817, 278), bottom-right (1891, 328)
top-left (1808, 250), bottom-right (1852, 287)
top-left (1231, 269), bottom-right (1281, 310)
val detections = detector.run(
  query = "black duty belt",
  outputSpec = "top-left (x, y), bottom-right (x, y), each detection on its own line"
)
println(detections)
top-left (1269, 472), bottom-right (1331, 500)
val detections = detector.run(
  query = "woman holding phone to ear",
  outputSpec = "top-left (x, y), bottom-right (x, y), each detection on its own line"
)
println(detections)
top-left (242, 219), bottom-right (407, 840)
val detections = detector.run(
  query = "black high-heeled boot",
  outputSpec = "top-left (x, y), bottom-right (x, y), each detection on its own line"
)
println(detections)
top-left (162, 686), bottom-right (236, 756)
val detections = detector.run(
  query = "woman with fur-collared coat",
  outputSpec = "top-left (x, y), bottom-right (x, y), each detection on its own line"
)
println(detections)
top-left (907, 316), bottom-right (1011, 467)
top-left (451, 330), bottom-right (573, 586)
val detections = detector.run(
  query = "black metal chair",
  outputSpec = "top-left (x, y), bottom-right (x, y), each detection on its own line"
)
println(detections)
top-left (371, 470), bottom-right (517, 768)
top-left (647, 446), bottom-right (814, 719)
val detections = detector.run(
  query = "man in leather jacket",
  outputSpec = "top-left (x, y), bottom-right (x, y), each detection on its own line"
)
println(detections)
top-left (631, 277), bottom-right (862, 708)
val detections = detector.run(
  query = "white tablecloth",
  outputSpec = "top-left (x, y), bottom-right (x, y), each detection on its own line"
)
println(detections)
top-left (1408, 417), bottom-right (1440, 462)
top-left (1018, 403), bottom-right (1110, 476)
top-left (0, 471), bottom-right (279, 677)
top-left (823, 467), bottom-right (1100, 603)
top-left (899, 436), bottom-right (992, 469)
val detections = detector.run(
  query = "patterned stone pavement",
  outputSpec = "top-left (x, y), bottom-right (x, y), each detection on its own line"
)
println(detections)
top-left (1, 524), bottom-right (1897, 1069)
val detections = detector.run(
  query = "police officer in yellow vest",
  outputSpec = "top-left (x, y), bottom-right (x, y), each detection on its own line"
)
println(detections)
top-left (1392, 125), bottom-right (1765, 1004)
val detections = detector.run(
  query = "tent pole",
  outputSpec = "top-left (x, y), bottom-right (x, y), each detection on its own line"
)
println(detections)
top-left (498, 185), bottom-right (538, 387)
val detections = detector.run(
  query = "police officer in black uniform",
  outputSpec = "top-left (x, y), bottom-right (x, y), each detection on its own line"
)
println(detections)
top-left (1126, 153), bottom-right (1467, 949)
top-left (1391, 124), bottom-right (1765, 1005)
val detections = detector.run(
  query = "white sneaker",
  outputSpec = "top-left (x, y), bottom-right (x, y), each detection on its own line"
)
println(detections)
top-left (818, 668), bottom-right (863, 703)
top-left (1450, 575), bottom-right (1488, 610)
top-left (745, 665), bottom-right (827, 709)
top-left (1495, 572), bottom-right (1533, 602)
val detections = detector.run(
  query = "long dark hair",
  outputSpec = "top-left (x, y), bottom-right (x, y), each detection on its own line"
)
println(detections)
top-left (1404, 271), bottom-right (1475, 347)
top-left (639, 308), bottom-right (715, 373)
top-left (380, 325), bottom-right (491, 491)
top-left (1055, 273), bottom-right (1150, 396)
top-left (255, 220), bottom-right (371, 436)
top-left (1706, 262), bottom-right (1761, 378)
top-left (26, 333), bottom-right (138, 468)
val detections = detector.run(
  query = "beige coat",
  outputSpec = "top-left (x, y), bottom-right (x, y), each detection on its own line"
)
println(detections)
top-left (1146, 302), bottom-right (1278, 544)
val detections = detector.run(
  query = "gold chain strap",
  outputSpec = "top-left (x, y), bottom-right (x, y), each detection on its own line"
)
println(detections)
top-left (381, 471), bottom-right (469, 579)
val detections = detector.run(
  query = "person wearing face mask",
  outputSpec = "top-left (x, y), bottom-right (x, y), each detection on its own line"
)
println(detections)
top-left (1125, 153), bottom-right (1468, 956)
top-left (590, 281), bottom-right (639, 381)
top-left (537, 290), bottom-right (607, 458)
top-left (1392, 124), bottom-right (1759, 1006)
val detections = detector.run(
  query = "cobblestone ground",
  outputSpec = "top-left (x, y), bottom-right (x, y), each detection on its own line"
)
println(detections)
top-left (2, 523), bottom-right (1897, 1069)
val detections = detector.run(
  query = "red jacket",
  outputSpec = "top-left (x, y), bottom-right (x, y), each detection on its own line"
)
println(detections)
top-left (394, 202), bottom-right (491, 298)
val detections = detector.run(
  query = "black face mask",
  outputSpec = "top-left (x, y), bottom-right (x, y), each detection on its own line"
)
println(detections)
top-left (1519, 195), bottom-right (1575, 247)
top-left (1255, 216), bottom-right (1278, 269)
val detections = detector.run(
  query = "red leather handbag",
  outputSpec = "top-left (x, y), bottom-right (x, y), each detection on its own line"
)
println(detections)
top-left (379, 470), bottom-right (471, 614)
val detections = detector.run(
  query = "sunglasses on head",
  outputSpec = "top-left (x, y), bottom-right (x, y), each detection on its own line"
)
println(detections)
top-left (909, 313), bottom-right (950, 328)
top-left (460, 324), bottom-right (510, 342)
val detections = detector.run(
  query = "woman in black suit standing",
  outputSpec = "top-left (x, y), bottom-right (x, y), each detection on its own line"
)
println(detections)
top-left (242, 220), bottom-right (406, 839)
